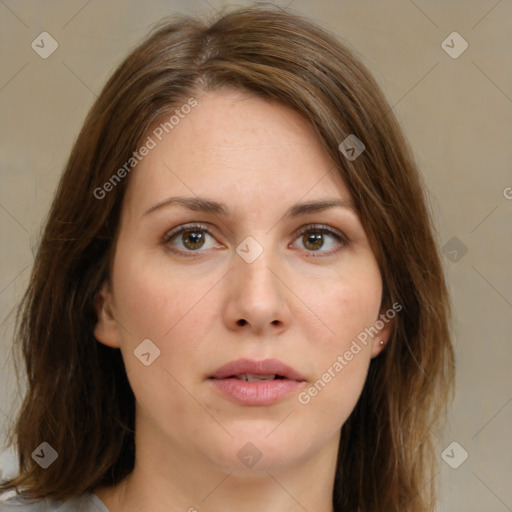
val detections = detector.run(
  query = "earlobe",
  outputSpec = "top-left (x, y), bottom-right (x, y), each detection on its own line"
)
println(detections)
top-left (370, 311), bottom-right (394, 358)
top-left (93, 281), bottom-right (121, 348)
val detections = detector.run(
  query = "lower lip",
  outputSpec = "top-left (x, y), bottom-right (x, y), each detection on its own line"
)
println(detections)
top-left (209, 378), bottom-right (304, 405)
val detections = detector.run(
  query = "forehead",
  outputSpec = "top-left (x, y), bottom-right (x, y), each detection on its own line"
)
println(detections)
top-left (123, 89), bottom-right (350, 213)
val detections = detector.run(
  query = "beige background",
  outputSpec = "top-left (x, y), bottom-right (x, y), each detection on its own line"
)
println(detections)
top-left (1, 1), bottom-right (511, 510)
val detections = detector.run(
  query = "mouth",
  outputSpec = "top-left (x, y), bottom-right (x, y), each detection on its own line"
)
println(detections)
top-left (221, 374), bottom-right (287, 382)
top-left (208, 358), bottom-right (306, 382)
top-left (208, 358), bottom-right (306, 406)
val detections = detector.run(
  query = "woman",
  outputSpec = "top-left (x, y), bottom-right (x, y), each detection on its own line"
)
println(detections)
top-left (0, 5), bottom-right (454, 511)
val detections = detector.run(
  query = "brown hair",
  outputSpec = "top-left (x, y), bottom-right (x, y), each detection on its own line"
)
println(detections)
top-left (1, 5), bottom-right (454, 511)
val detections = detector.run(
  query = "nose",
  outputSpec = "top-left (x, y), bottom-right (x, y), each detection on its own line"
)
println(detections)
top-left (223, 242), bottom-right (292, 337)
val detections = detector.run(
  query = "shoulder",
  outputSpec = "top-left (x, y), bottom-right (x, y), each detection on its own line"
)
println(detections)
top-left (0, 491), bottom-right (50, 511)
top-left (0, 491), bottom-right (108, 511)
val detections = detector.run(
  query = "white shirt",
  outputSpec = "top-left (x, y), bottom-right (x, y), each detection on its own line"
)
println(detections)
top-left (0, 491), bottom-right (109, 511)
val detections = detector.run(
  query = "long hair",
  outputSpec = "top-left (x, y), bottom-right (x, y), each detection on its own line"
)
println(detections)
top-left (1, 5), bottom-right (454, 511)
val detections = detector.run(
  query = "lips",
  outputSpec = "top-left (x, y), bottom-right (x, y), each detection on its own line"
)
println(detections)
top-left (209, 358), bottom-right (306, 382)
top-left (208, 358), bottom-right (306, 406)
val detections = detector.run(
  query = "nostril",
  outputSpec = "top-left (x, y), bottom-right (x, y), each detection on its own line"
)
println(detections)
top-left (237, 319), bottom-right (247, 326)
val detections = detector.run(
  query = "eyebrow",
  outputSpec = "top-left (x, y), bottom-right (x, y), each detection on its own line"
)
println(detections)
top-left (143, 196), bottom-right (356, 218)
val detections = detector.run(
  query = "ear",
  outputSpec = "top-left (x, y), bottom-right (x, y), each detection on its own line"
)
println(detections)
top-left (369, 308), bottom-right (395, 359)
top-left (94, 281), bottom-right (121, 348)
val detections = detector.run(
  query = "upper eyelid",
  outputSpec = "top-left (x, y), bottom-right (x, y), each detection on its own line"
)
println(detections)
top-left (163, 222), bottom-right (214, 241)
top-left (295, 223), bottom-right (347, 240)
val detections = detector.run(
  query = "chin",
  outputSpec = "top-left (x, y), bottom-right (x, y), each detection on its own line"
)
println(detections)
top-left (200, 429), bottom-right (308, 475)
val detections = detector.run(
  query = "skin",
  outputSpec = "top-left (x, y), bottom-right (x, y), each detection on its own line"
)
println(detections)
top-left (93, 88), bottom-right (392, 512)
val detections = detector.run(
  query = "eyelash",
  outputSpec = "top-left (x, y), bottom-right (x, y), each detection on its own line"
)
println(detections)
top-left (162, 223), bottom-right (349, 258)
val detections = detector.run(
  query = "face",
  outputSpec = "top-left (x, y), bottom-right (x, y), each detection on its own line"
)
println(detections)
top-left (95, 89), bottom-right (391, 476)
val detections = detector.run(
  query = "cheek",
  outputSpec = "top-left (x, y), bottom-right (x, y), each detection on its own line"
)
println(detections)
top-left (302, 261), bottom-right (383, 349)
top-left (294, 262), bottom-right (381, 422)
top-left (303, 359), bottom-right (370, 432)
top-left (110, 253), bottom-right (217, 424)
top-left (111, 244), bottom-right (210, 340)
top-left (298, 315), bottom-right (374, 430)
top-left (110, 246), bottom-right (221, 378)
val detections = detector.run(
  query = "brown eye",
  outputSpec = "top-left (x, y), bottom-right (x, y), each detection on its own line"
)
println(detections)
top-left (292, 225), bottom-right (348, 256)
top-left (163, 223), bottom-right (220, 255)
